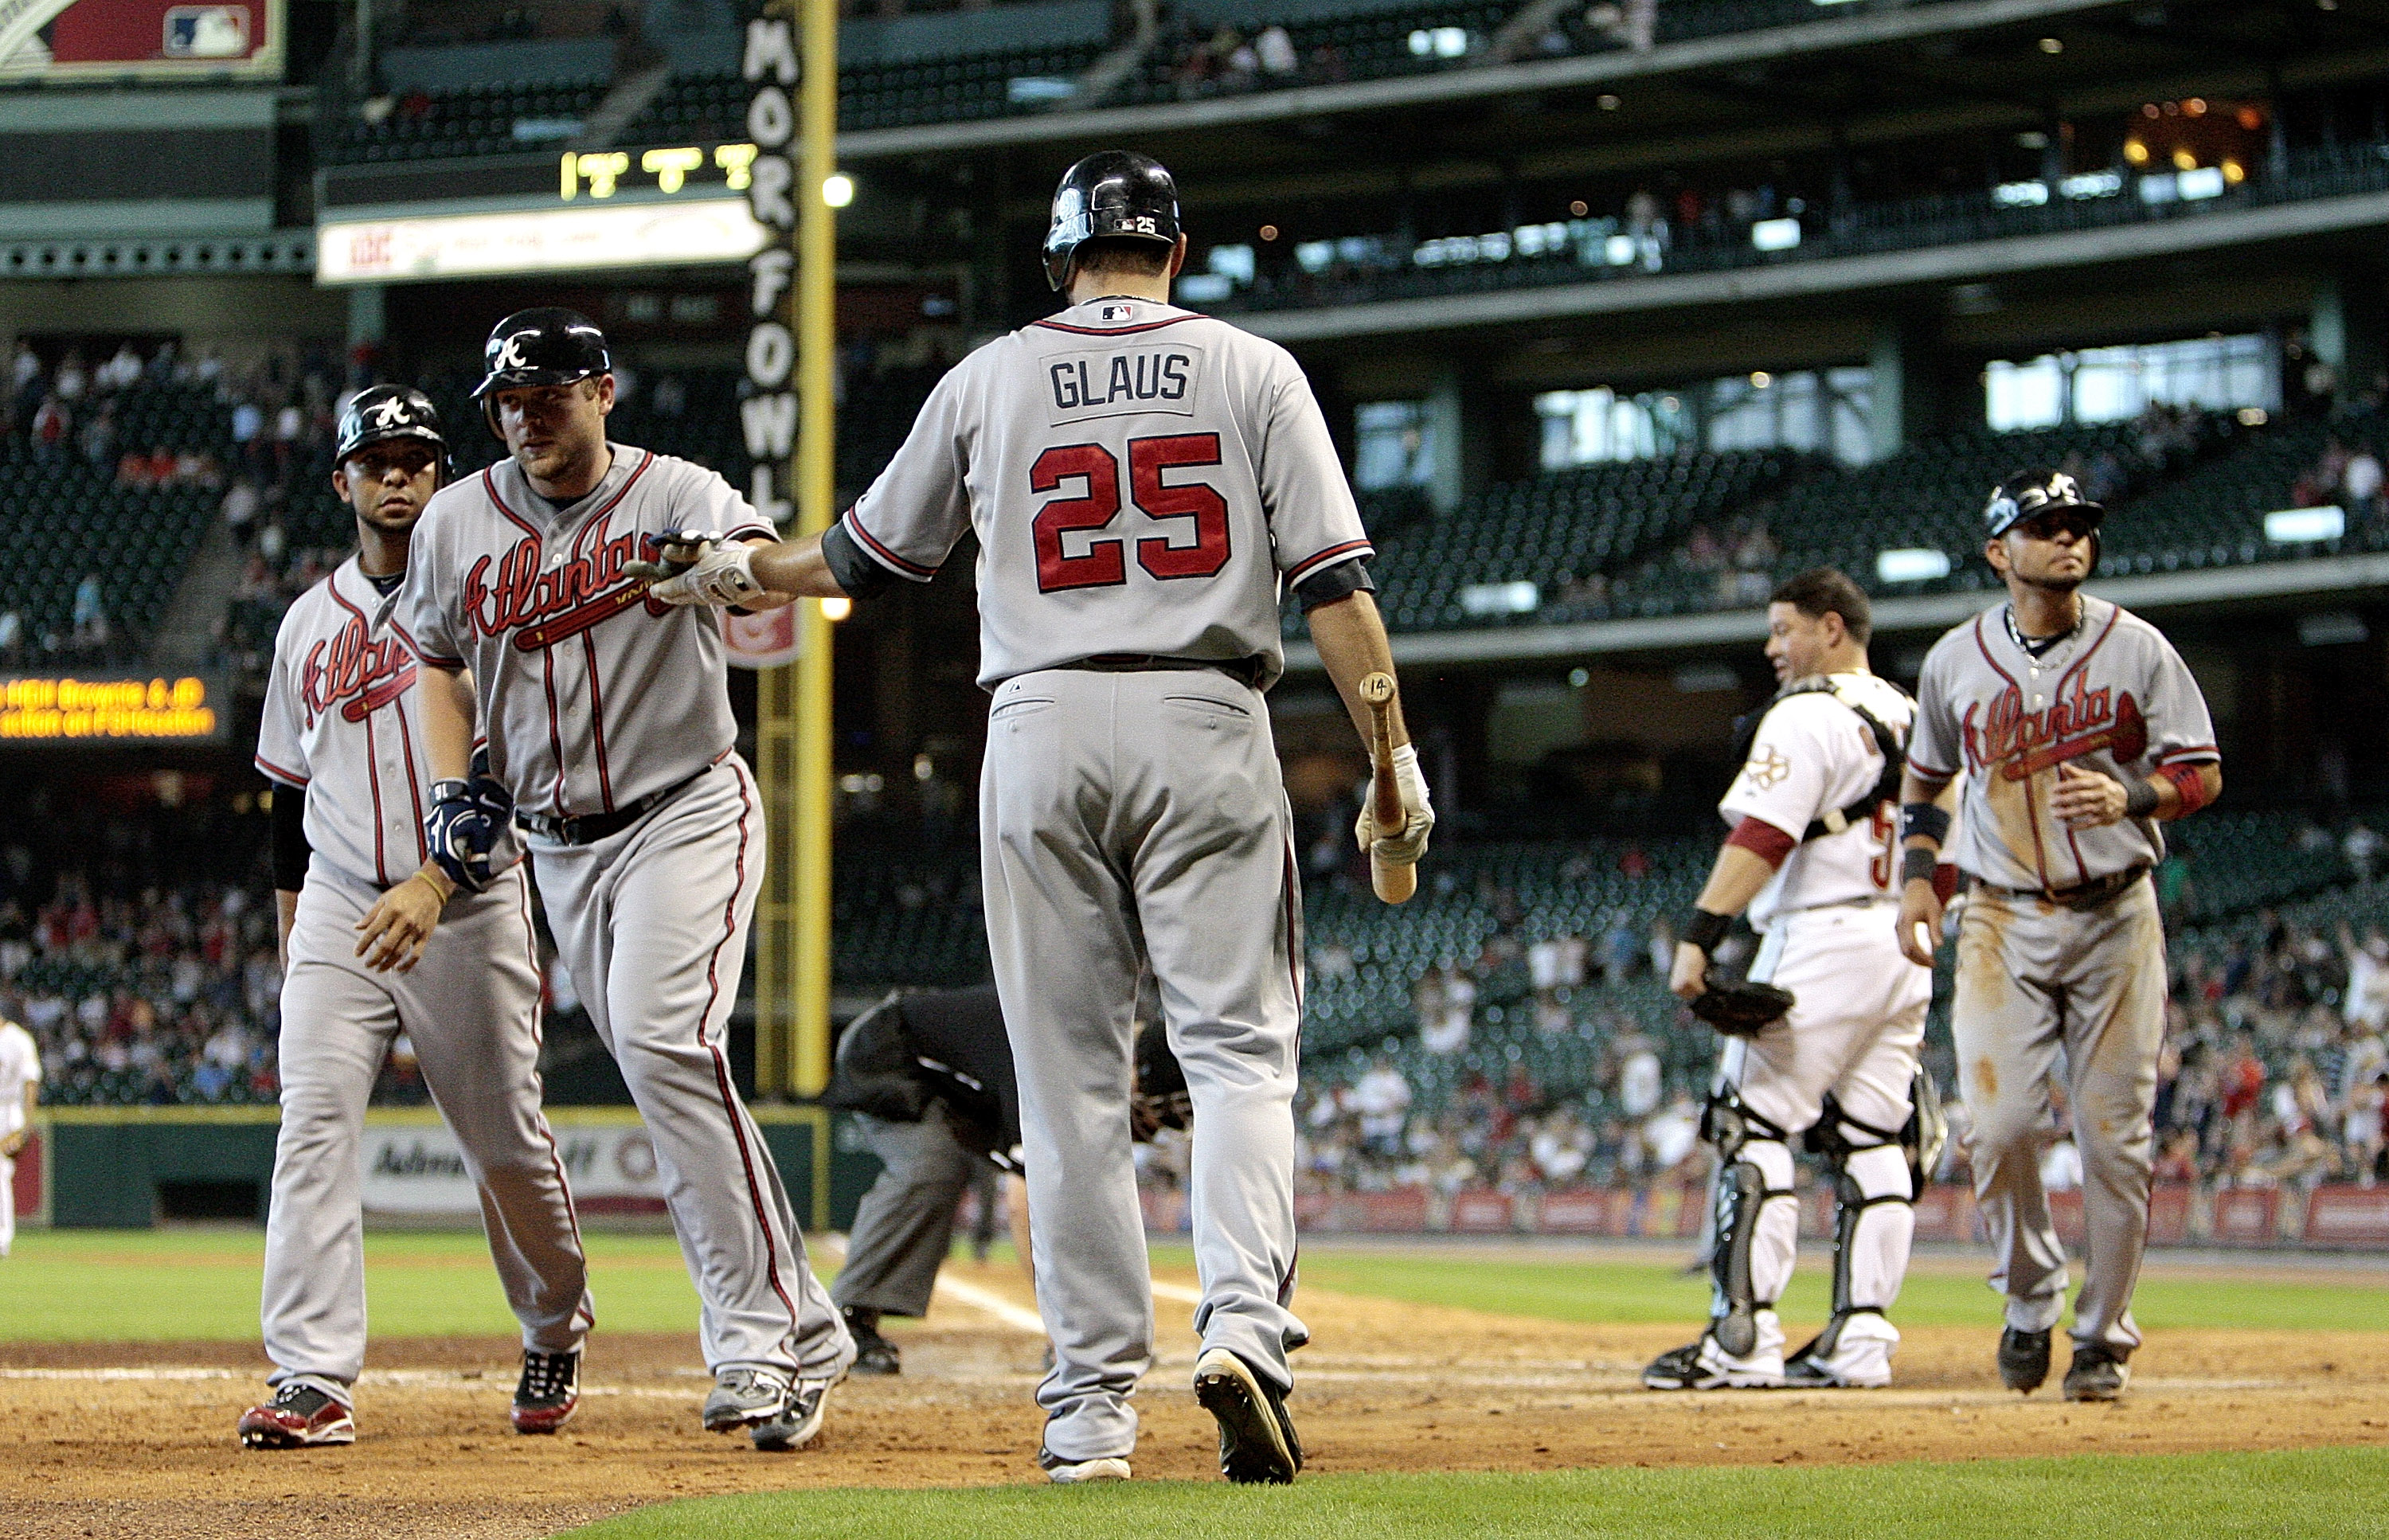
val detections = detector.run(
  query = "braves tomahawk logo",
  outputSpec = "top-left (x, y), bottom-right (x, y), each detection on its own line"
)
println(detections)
top-left (302, 616), bottom-right (416, 727)
top-left (466, 527), bottom-right (676, 651)
top-left (1963, 682), bottom-right (2148, 781)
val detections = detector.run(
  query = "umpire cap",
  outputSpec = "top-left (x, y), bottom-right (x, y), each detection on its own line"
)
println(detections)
top-left (472, 307), bottom-right (611, 401)
top-left (1042, 150), bottom-right (1182, 292)
top-left (1984, 470), bottom-right (2103, 539)
top-left (334, 385), bottom-right (446, 469)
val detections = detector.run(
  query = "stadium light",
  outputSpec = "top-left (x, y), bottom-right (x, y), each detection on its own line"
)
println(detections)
top-left (1751, 217), bottom-right (1801, 252)
top-left (1460, 580), bottom-right (1539, 616)
top-left (822, 174), bottom-right (854, 208)
top-left (1876, 549), bottom-right (1953, 584)
top-left (2265, 506), bottom-right (2345, 544)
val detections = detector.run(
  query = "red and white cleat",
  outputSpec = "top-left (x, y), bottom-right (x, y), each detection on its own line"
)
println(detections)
top-left (238, 1382), bottom-right (357, 1449)
top-left (510, 1349), bottom-right (581, 1434)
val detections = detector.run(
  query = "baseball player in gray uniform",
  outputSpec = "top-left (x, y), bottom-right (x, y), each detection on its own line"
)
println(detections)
top-left (1895, 471), bottom-right (2219, 1401)
top-left (373, 311), bottom-right (852, 1451)
top-left (243, 387), bottom-right (592, 1448)
top-left (1646, 569), bottom-right (1942, 1393)
top-left (635, 150), bottom-right (1432, 1484)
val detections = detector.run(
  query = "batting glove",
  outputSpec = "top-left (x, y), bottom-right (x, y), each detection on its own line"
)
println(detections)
top-left (631, 541), bottom-right (768, 608)
top-left (423, 778), bottom-right (505, 894)
top-left (1355, 742), bottom-right (1435, 866)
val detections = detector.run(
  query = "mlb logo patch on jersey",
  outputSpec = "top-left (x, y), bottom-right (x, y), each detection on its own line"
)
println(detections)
top-left (1100, 304), bottom-right (1134, 322)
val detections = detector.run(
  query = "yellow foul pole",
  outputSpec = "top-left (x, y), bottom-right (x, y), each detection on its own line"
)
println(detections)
top-left (792, 0), bottom-right (837, 1099)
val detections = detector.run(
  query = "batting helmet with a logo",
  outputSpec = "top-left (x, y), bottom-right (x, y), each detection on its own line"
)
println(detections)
top-left (334, 385), bottom-right (448, 479)
top-left (1042, 150), bottom-right (1183, 293)
top-left (472, 308), bottom-right (610, 401)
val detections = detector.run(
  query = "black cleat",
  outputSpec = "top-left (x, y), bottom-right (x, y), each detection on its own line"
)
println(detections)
top-left (1194, 1348), bottom-right (1302, 1484)
top-left (1998, 1327), bottom-right (2052, 1393)
top-left (510, 1348), bottom-right (581, 1434)
top-left (845, 1310), bottom-right (901, 1376)
top-left (2062, 1344), bottom-right (2130, 1402)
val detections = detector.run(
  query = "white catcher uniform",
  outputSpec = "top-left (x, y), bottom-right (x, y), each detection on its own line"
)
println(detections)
top-left (256, 558), bottom-right (591, 1398)
top-left (1703, 670), bottom-right (1930, 1386)
top-left (395, 446), bottom-right (849, 1386)
top-left (0, 1016), bottom-right (37, 1257)
top-left (839, 296), bottom-right (1370, 1465)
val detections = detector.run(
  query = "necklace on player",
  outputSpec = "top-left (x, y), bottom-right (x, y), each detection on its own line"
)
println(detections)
top-left (2004, 601), bottom-right (2082, 659)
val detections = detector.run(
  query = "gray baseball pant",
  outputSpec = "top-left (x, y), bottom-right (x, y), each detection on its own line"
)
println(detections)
top-left (980, 666), bottom-right (1308, 1465)
top-left (1953, 877), bottom-right (2168, 1355)
top-left (834, 1105), bottom-right (980, 1319)
top-left (264, 862), bottom-right (590, 1393)
top-left (532, 756), bottom-right (849, 1380)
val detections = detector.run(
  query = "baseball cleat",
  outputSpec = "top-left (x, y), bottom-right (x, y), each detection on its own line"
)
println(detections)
top-left (702, 1366), bottom-right (792, 1433)
top-left (1642, 1336), bottom-right (1787, 1390)
top-left (2062, 1345), bottom-right (2130, 1402)
top-left (1998, 1327), bottom-right (2053, 1393)
top-left (1783, 1311), bottom-right (1896, 1389)
top-left (510, 1348), bottom-right (581, 1434)
top-left (1194, 1347), bottom-right (1302, 1484)
top-left (749, 1369), bottom-right (843, 1451)
top-left (238, 1382), bottom-right (356, 1449)
top-left (1040, 1452), bottom-right (1132, 1483)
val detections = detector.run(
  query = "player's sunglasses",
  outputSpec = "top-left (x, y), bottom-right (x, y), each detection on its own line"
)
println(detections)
top-left (2012, 510), bottom-right (2098, 543)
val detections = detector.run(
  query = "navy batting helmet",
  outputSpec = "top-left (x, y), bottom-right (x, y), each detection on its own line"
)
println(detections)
top-left (1042, 150), bottom-right (1182, 293)
top-left (472, 307), bottom-right (610, 402)
top-left (334, 385), bottom-right (448, 480)
top-left (1984, 470), bottom-right (2103, 540)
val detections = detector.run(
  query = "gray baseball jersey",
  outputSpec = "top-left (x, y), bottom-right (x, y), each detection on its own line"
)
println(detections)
top-left (395, 440), bottom-right (848, 1386)
top-left (1907, 595), bottom-right (2217, 893)
top-left (254, 559), bottom-right (586, 1396)
top-left (395, 447), bottom-right (771, 819)
top-left (849, 296), bottom-right (1352, 1465)
top-left (1910, 594), bottom-right (2219, 1361)
top-left (839, 297), bottom-right (1372, 688)
top-left (259, 559), bottom-right (522, 888)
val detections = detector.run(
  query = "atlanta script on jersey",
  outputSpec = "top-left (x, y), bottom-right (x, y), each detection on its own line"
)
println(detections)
top-left (837, 298), bottom-right (1372, 689)
top-left (1908, 595), bottom-right (2217, 893)
top-left (257, 558), bottom-right (522, 889)
top-left (395, 446), bottom-right (772, 819)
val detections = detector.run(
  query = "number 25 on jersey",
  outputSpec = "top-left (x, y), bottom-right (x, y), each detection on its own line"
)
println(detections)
top-left (1031, 433), bottom-right (1231, 592)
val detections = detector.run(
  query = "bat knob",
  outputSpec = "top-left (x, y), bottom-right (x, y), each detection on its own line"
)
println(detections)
top-left (1359, 671), bottom-right (1395, 706)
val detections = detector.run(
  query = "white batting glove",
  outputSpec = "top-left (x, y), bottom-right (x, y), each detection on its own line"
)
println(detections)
top-left (1355, 742), bottom-right (1435, 866)
top-left (638, 541), bottom-right (767, 608)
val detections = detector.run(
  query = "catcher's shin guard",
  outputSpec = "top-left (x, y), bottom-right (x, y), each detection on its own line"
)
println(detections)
top-left (1789, 1103), bottom-right (1916, 1386)
top-left (1703, 1089), bottom-right (1797, 1358)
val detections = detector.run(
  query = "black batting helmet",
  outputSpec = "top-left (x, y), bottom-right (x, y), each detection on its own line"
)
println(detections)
top-left (472, 307), bottom-right (610, 402)
top-left (1984, 470), bottom-right (2103, 540)
top-left (334, 385), bottom-right (448, 480)
top-left (1042, 150), bottom-right (1182, 292)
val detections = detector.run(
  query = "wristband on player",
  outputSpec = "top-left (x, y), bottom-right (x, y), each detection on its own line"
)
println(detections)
top-left (2123, 778), bottom-right (2162, 819)
top-left (1901, 847), bottom-right (1939, 887)
top-left (1899, 802), bottom-right (1950, 846)
top-left (1682, 907), bottom-right (1732, 955)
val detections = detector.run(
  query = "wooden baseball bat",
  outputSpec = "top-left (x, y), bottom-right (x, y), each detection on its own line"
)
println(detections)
top-left (1359, 670), bottom-right (1417, 904)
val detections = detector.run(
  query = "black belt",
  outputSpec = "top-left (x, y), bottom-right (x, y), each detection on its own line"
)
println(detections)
top-left (1978, 863), bottom-right (2151, 912)
top-left (1065, 653), bottom-right (1265, 688)
top-left (517, 768), bottom-right (706, 846)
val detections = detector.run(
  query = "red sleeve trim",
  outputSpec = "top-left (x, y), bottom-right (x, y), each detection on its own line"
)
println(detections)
top-left (1725, 816), bottom-right (1798, 868)
top-left (842, 508), bottom-right (937, 580)
top-left (253, 755), bottom-right (310, 787)
top-left (1285, 539), bottom-right (1374, 587)
top-left (723, 522), bottom-right (778, 545)
top-left (2153, 745), bottom-right (2219, 764)
top-left (1906, 756), bottom-right (1957, 781)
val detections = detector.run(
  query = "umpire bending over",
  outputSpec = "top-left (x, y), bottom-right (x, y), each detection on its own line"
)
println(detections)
top-left (1894, 472), bottom-right (2219, 1402)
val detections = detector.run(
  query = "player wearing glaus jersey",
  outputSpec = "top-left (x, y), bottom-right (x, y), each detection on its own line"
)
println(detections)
top-left (241, 387), bottom-right (591, 1450)
top-left (1645, 570), bottom-right (1947, 1393)
top-left (1896, 472), bottom-right (2219, 1404)
top-left (377, 311), bottom-right (851, 1451)
top-left (643, 150), bottom-right (1431, 1486)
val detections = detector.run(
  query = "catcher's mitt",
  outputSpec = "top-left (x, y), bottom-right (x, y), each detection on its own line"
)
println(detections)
top-left (1687, 973), bottom-right (1795, 1038)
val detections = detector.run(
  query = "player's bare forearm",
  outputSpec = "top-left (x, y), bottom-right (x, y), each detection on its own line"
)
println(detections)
top-left (745, 533), bottom-right (850, 602)
top-left (276, 889), bottom-right (299, 973)
top-left (1894, 773), bottom-right (1958, 966)
top-left (1694, 842), bottom-right (1778, 919)
top-left (1308, 591), bottom-right (1406, 749)
top-left (2051, 758), bottom-right (2222, 828)
top-left (419, 666), bottom-right (479, 782)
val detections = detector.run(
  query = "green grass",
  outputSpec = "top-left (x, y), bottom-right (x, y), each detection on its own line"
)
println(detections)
top-left (0, 1229), bottom-right (710, 1341)
top-left (1197, 1248), bottom-right (2389, 1334)
top-left (557, 1448), bottom-right (2389, 1539)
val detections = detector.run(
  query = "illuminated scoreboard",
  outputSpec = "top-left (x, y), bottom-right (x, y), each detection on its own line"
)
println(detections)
top-left (0, 675), bottom-right (221, 743)
top-left (317, 139), bottom-right (773, 286)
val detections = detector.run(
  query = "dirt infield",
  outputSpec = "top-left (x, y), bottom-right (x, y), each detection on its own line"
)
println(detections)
top-left (5, 1257), bottom-right (2386, 1540)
